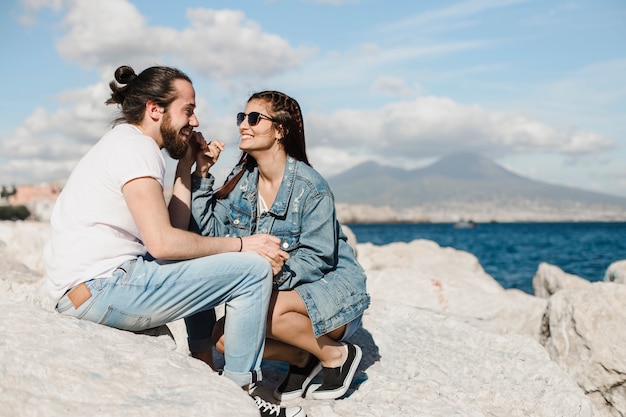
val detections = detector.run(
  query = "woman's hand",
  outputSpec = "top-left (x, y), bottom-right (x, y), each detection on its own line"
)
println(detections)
top-left (192, 133), bottom-right (225, 177)
top-left (241, 234), bottom-right (290, 276)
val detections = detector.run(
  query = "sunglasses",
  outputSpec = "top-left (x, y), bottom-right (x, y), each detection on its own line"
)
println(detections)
top-left (236, 112), bottom-right (276, 127)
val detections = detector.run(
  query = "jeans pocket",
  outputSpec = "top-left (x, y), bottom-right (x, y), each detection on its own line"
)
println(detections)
top-left (99, 306), bottom-right (151, 331)
top-left (56, 294), bottom-right (75, 314)
top-left (56, 279), bottom-right (100, 317)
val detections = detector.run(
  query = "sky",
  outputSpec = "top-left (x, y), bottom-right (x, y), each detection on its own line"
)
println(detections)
top-left (1, 0), bottom-right (625, 197)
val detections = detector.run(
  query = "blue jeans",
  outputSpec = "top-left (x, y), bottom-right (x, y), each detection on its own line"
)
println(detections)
top-left (55, 252), bottom-right (272, 387)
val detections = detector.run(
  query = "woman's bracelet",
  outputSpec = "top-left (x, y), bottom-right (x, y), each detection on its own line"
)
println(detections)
top-left (238, 236), bottom-right (243, 252)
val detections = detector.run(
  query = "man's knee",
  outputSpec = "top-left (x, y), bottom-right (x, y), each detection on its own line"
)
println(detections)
top-left (238, 253), bottom-right (273, 286)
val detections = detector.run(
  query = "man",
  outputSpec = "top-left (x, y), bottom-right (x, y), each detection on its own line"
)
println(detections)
top-left (44, 65), bottom-right (304, 417)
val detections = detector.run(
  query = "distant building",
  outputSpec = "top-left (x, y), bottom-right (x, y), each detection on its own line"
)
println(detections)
top-left (4, 183), bottom-right (63, 221)
top-left (3, 182), bottom-right (172, 222)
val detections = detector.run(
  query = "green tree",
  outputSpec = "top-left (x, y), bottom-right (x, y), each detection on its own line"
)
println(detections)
top-left (0, 205), bottom-right (31, 220)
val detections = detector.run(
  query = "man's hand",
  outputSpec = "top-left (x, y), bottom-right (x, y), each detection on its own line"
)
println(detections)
top-left (241, 234), bottom-right (290, 276)
top-left (179, 131), bottom-right (201, 169)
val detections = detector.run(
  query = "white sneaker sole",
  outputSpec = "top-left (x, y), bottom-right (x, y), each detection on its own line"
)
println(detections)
top-left (274, 361), bottom-right (323, 401)
top-left (308, 344), bottom-right (362, 400)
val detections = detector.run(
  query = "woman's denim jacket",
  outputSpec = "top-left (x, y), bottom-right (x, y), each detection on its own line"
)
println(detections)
top-left (190, 156), bottom-right (370, 337)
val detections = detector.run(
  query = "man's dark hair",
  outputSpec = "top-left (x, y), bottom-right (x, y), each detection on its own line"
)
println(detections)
top-left (106, 65), bottom-right (192, 125)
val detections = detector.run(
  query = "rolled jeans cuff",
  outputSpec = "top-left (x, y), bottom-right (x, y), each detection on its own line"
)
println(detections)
top-left (222, 369), bottom-right (263, 388)
top-left (187, 336), bottom-right (214, 353)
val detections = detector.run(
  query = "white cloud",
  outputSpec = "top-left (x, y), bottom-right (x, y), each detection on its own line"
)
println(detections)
top-left (559, 131), bottom-right (615, 154)
top-left (18, 0), bottom-right (63, 25)
top-left (385, 0), bottom-right (532, 30)
top-left (5, 0), bottom-right (622, 198)
top-left (363, 40), bottom-right (489, 64)
top-left (312, 0), bottom-right (358, 5)
top-left (1, 53), bottom-right (617, 188)
top-left (371, 76), bottom-right (420, 97)
top-left (307, 146), bottom-right (370, 178)
top-left (0, 157), bottom-right (79, 186)
top-left (305, 96), bottom-right (617, 161)
top-left (1, 0), bottom-right (316, 185)
top-left (0, 76), bottom-right (116, 184)
top-left (50, 0), bottom-right (312, 78)
top-left (55, 0), bottom-right (155, 68)
top-left (176, 9), bottom-right (312, 78)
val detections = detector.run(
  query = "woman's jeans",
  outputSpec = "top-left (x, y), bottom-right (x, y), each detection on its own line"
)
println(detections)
top-left (56, 252), bottom-right (272, 387)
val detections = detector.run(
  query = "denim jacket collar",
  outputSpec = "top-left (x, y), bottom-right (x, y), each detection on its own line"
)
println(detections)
top-left (241, 155), bottom-right (298, 217)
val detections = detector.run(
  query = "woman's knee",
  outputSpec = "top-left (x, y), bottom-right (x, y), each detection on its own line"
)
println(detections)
top-left (326, 324), bottom-right (346, 340)
top-left (269, 290), bottom-right (307, 317)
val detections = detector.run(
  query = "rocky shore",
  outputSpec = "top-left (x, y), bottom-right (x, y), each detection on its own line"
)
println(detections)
top-left (1, 220), bottom-right (624, 416)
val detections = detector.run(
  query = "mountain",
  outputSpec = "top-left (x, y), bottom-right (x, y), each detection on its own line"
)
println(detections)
top-left (415, 152), bottom-right (522, 180)
top-left (328, 152), bottom-right (626, 208)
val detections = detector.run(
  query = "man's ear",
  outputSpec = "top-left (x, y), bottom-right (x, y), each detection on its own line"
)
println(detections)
top-left (146, 100), bottom-right (164, 121)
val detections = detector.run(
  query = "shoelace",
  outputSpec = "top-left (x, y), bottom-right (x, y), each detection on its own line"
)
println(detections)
top-left (254, 396), bottom-right (281, 416)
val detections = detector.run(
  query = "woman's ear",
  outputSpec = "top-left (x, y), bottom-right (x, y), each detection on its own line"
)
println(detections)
top-left (275, 125), bottom-right (284, 142)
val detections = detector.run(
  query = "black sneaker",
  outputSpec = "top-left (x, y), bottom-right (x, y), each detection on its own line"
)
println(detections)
top-left (309, 342), bottom-right (362, 400)
top-left (273, 355), bottom-right (322, 400)
top-left (252, 395), bottom-right (306, 417)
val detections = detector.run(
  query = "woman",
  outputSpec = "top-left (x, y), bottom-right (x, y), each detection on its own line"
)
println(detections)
top-left (190, 91), bottom-right (370, 401)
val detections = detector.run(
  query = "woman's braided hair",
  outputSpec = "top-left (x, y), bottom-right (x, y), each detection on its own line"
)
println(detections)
top-left (216, 91), bottom-right (310, 199)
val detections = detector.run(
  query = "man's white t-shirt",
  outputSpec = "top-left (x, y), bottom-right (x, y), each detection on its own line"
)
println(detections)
top-left (44, 123), bottom-right (166, 303)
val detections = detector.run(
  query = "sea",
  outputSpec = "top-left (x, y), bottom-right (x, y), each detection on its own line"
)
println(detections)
top-left (347, 222), bottom-right (626, 294)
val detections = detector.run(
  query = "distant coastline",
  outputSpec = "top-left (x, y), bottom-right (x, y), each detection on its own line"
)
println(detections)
top-left (336, 201), bottom-right (626, 224)
top-left (4, 181), bottom-right (626, 224)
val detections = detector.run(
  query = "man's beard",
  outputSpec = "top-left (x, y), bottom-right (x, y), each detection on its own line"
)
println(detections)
top-left (161, 112), bottom-right (189, 160)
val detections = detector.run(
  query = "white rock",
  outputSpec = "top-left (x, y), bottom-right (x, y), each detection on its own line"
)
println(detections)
top-left (532, 262), bottom-right (591, 299)
top-left (0, 221), bottom-right (601, 416)
top-left (0, 300), bottom-right (258, 417)
top-left (541, 283), bottom-right (626, 417)
top-left (0, 220), bottom-right (50, 274)
top-left (605, 260), bottom-right (626, 284)
top-left (345, 304), bottom-right (594, 417)
top-left (357, 240), bottom-right (547, 339)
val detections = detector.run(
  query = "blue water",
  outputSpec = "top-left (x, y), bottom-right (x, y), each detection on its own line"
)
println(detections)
top-left (347, 222), bottom-right (625, 294)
